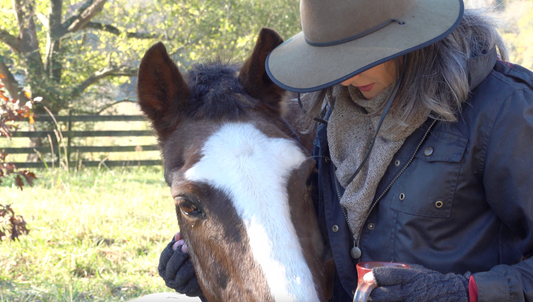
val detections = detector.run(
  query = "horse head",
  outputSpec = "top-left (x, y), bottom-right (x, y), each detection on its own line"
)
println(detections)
top-left (137, 28), bottom-right (327, 302)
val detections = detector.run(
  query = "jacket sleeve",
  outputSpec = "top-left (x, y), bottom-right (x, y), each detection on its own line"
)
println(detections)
top-left (475, 87), bottom-right (533, 302)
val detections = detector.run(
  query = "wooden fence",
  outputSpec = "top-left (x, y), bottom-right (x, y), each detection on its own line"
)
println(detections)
top-left (3, 113), bottom-right (162, 168)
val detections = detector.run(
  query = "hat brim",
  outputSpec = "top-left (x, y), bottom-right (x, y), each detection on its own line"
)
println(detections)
top-left (266, 0), bottom-right (464, 93)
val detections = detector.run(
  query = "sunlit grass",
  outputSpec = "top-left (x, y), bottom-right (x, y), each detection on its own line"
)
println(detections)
top-left (0, 166), bottom-right (178, 301)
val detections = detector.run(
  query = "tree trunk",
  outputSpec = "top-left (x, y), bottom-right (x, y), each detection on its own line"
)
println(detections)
top-left (26, 124), bottom-right (43, 162)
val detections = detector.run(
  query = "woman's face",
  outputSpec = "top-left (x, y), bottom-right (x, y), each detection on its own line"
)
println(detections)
top-left (340, 60), bottom-right (397, 99)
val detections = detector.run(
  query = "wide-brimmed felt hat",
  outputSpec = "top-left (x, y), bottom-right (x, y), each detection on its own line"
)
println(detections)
top-left (266, 0), bottom-right (464, 93)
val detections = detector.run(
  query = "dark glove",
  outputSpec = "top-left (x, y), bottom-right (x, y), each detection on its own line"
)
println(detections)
top-left (370, 265), bottom-right (471, 302)
top-left (158, 239), bottom-right (204, 298)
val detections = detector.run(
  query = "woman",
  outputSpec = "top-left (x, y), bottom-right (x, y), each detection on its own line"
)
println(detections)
top-left (158, 0), bottom-right (533, 301)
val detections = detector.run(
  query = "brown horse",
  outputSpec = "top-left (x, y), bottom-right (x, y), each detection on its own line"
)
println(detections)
top-left (137, 28), bottom-right (329, 301)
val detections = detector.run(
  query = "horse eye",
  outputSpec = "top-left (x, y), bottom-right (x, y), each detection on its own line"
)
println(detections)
top-left (178, 200), bottom-right (203, 217)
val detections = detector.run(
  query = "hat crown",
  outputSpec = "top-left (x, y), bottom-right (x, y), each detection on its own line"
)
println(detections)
top-left (301, 0), bottom-right (417, 44)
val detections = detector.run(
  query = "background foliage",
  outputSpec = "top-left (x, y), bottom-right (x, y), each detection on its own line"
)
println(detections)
top-left (498, 0), bottom-right (533, 69)
top-left (0, 0), bottom-right (301, 115)
top-left (0, 0), bottom-right (531, 116)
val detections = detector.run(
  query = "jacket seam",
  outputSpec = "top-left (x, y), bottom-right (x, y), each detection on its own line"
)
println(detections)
top-left (391, 210), bottom-right (399, 261)
top-left (497, 222), bottom-right (515, 302)
top-left (447, 158), bottom-right (463, 216)
top-left (479, 88), bottom-right (525, 175)
top-left (476, 69), bottom-right (525, 175)
top-left (498, 222), bottom-right (504, 266)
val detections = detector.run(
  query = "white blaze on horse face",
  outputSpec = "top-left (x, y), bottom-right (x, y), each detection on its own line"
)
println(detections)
top-left (185, 122), bottom-right (320, 302)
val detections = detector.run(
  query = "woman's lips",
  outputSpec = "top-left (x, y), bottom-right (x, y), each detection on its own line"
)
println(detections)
top-left (356, 83), bottom-right (375, 92)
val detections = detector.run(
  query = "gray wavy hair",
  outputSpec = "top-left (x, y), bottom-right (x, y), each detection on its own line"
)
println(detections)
top-left (297, 8), bottom-right (508, 131)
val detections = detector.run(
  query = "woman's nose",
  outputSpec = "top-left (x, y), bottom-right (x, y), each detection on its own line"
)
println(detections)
top-left (341, 74), bottom-right (360, 86)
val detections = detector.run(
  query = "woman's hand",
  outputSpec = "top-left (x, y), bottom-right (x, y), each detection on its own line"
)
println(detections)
top-left (370, 265), bottom-right (470, 302)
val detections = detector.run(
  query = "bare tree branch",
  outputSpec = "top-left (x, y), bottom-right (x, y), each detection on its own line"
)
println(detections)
top-left (96, 98), bottom-right (136, 114)
top-left (71, 65), bottom-right (137, 99)
top-left (63, 0), bottom-right (107, 33)
top-left (35, 13), bottom-right (48, 28)
top-left (84, 22), bottom-right (166, 40)
top-left (0, 58), bottom-right (29, 102)
top-left (0, 30), bottom-right (22, 53)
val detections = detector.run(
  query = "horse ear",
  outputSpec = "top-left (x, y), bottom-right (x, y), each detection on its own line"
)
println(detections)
top-left (137, 42), bottom-right (190, 138)
top-left (239, 28), bottom-right (286, 109)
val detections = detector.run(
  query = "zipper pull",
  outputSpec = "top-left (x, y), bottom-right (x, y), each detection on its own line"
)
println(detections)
top-left (350, 236), bottom-right (362, 259)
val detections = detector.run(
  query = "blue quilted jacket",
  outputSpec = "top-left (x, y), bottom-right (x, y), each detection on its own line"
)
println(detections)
top-left (313, 49), bottom-right (533, 302)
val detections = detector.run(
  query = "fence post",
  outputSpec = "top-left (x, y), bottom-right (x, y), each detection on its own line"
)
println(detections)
top-left (67, 110), bottom-right (72, 168)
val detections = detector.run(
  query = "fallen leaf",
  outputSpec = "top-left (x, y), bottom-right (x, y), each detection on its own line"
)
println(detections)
top-left (15, 175), bottom-right (24, 190)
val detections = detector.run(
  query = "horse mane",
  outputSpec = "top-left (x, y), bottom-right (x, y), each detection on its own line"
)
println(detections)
top-left (183, 61), bottom-right (258, 121)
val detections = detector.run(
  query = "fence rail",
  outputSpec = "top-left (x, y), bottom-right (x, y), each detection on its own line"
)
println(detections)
top-left (11, 130), bottom-right (153, 138)
top-left (31, 115), bottom-right (148, 122)
top-left (3, 113), bottom-right (161, 168)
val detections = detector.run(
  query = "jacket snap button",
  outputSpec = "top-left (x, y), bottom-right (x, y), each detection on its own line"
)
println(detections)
top-left (424, 146), bottom-right (434, 156)
top-left (332, 225), bottom-right (339, 232)
top-left (395, 159), bottom-right (401, 166)
top-left (325, 157), bottom-right (331, 163)
top-left (350, 246), bottom-right (362, 259)
top-left (367, 223), bottom-right (375, 230)
top-left (435, 201), bottom-right (444, 208)
top-left (399, 193), bottom-right (405, 200)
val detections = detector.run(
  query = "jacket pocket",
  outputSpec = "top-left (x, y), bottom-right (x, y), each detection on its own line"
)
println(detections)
top-left (389, 131), bottom-right (468, 218)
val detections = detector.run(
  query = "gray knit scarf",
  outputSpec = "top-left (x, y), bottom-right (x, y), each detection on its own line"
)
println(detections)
top-left (327, 85), bottom-right (429, 238)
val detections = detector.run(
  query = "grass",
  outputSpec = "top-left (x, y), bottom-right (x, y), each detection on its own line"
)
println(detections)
top-left (0, 166), bottom-right (178, 301)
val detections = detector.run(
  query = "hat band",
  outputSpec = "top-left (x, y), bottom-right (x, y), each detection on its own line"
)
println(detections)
top-left (305, 19), bottom-right (406, 47)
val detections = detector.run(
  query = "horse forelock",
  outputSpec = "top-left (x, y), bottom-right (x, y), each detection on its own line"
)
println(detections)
top-left (183, 62), bottom-right (255, 121)
top-left (184, 122), bottom-right (320, 302)
top-left (160, 61), bottom-right (296, 185)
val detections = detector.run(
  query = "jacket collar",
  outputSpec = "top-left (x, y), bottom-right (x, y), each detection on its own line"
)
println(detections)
top-left (467, 47), bottom-right (497, 91)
